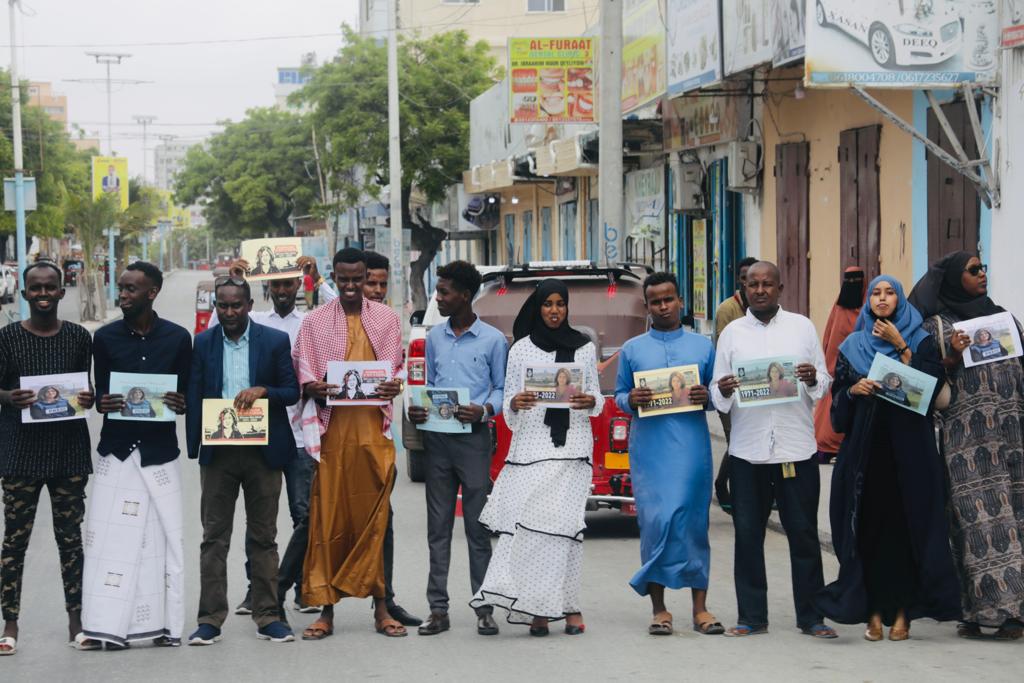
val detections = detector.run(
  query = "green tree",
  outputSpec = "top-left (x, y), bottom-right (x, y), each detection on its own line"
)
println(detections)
top-left (295, 27), bottom-right (499, 308)
top-left (174, 108), bottom-right (318, 239)
top-left (63, 190), bottom-right (119, 321)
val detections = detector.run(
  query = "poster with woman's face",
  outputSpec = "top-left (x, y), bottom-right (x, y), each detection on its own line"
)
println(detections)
top-left (733, 356), bottom-right (802, 408)
top-left (20, 372), bottom-right (90, 424)
top-left (325, 361), bottom-right (392, 406)
top-left (955, 312), bottom-right (1023, 369)
top-left (867, 353), bottom-right (937, 416)
top-left (201, 399), bottom-right (268, 445)
top-left (634, 364), bottom-right (702, 418)
top-left (240, 237), bottom-right (303, 281)
top-left (108, 372), bottom-right (178, 422)
top-left (522, 363), bottom-right (584, 409)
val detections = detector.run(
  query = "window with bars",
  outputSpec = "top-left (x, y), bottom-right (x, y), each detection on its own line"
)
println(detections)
top-left (527, 0), bottom-right (566, 12)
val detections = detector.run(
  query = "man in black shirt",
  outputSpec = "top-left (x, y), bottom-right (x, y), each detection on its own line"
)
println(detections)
top-left (78, 261), bottom-right (191, 650)
top-left (0, 261), bottom-right (95, 656)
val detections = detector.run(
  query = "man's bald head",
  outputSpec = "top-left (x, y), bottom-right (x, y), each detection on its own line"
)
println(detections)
top-left (744, 260), bottom-right (783, 319)
top-left (747, 261), bottom-right (781, 283)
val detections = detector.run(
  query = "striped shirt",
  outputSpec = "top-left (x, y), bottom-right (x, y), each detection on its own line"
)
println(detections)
top-left (0, 321), bottom-right (93, 478)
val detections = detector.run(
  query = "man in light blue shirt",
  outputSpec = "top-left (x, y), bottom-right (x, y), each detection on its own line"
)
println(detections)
top-left (222, 323), bottom-right (250, 399)
top-left (408, 261), bottom-right (508, 637)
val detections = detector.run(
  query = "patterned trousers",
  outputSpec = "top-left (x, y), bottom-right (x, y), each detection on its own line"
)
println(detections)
top-left (1, 476), bottom-right (88, 621)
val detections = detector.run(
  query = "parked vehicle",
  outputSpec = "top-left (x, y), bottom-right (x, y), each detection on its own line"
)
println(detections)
top-left (0, 263), bottom-right (16, 304)
top-left (63, 259), bottom-right (83, 287)
top-left (194, 266), bottom-right (230, 334)
top-left (404, 261), bottom-right (650, 516)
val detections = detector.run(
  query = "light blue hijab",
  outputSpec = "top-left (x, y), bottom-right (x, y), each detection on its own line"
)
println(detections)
top-left (839, 275), bottom-right (931, 376)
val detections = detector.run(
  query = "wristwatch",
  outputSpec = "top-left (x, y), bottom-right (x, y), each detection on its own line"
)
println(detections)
top-left (480, 404), bottom-right (493, 422)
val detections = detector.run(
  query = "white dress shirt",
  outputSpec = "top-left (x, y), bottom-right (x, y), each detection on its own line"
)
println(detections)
top-left (209, 307), bottom-right (306, 447)
top-left (711, 307), bottom-right (831, 464)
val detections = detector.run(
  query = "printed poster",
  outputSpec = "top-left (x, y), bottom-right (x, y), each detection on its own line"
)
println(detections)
top-left (326, 361), bottom-right (392, 406)
top-left (722, 0), bottom-right (775, 75)
top-left (625, 167), bottom-right (665, 249)
top-left (20, 372), bottom-right (90, 424)
top-left (691, 218), bottom-right (708, 320)
top-left (635, 364), bottom-right (702, 417)
top-left (201, 399), bottom-right (269, 445)
top-left (522, 363), bottom-right (585, 409)
top-left (806, 0), bottom-right (999, 87)
top-left (955, 312), bottom-right (1023, 368)
top-left (666, 0), bottom-right (722, 95)
top-left (867, 353), bottom-right (937, 416)
top-left (623, 0), bottom-right (667, 113)
top-left (1005, 0), bottom-right (1024, 47)
top-left (772, 0), bottom-right (806, 66)
top-left (91, 156), bottom-right (129, 210)
top-left (408, 386), bottom-right (471, 434)
top-left (508, 37), bottom-right (596, 123)
top-left (734, 356), bottom-right (802, 408)
top-left (240, 237), bottom-right (303, 281)
top-left (108, 372), bottom-right (179, 423)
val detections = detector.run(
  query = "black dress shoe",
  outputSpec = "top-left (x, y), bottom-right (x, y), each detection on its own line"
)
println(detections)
top-left (417, 612), bottom-right (450, 636)
top-left (476, 612), bottom-right (499, 636)
top-left (529, 625), bottom-right (549, 637)
top-left (388, 603), bottom-right (423, 627)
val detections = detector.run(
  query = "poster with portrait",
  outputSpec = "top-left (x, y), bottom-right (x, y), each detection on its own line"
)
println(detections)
top-left (722, 0), bottom-right (775, 75)
top-left (20, 372), bottom-right (90, 424)
top-left (634, 364), bottom-right (702, 418)
top-left (522, 363), bottom-right (584, 409)
top-left (326, 361), bottom-right (392, 406)
top-left (240, 237), bottom-right (303, 281)
top-left (91, 156), bottom-right (129, 210)
top-left (691, 219), bottom-right (709, 320)
top-left (771, 0), bottom-right (806, 66)
top-left (666, 0), bottom-right (722, 95)
top-left (733, 356), bottom-right (802, 408)
top-left (867, 353), bottom-right (937, 416)
top-left (107, 372), bottom-right (178, 422)
top-left (407, 386), bottom-right (471, 434)
top-left (954, 312), bottom-right (1023, 368)
top-left (201, 399), bottom-right (269, 446)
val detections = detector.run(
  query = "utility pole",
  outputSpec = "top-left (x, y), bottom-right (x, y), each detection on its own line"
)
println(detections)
top-left (8, 0), bottom-right (28, 319)
top-left (133, 114), bottom-right (156, 184)
top-left (386, 0), bottom-right (405, 322)
top-left (85, 52), bottom-right (132, 155)
top-left (598, 0), bottom-right (624, 267)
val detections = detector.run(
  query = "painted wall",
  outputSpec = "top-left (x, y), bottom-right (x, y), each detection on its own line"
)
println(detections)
top-left (989, 48), bottom-right (1024, 322)
top-left (761, 71), bottom-right (915, 332)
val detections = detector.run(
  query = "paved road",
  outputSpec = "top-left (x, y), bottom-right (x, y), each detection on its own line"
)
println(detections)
top-left (2, 270), bottom-right (1019, 682)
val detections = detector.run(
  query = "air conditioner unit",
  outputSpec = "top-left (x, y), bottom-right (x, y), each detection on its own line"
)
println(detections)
top-left (727, 141), bottom-right (761, 192)
top-left (673, 162), bottom-right (704, 212)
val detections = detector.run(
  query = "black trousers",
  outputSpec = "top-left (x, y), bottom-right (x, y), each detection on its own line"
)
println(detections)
top-left (730, 456), bottom-right (824, 630)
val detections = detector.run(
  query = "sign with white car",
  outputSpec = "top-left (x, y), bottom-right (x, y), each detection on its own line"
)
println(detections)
top-left (805, 0), bottom-right (1000, 87)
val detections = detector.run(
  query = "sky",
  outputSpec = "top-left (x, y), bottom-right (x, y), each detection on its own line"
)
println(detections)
top-left (6, 0), bottom-right (362, 183)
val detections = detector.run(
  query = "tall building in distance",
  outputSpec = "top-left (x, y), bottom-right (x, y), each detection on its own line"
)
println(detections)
top-left (154, 139), bottom-right (192, 191)
top-left (27, 82), bottom-right (68, 126)
top-left (275, 52), bottom-right (316, 111)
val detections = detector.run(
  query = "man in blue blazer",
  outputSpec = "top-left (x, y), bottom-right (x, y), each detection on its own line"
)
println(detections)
top-left (185, 276), bottom-right (299, 646)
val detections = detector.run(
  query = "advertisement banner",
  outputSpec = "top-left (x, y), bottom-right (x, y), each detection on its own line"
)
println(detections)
top-left (691, 218), bottom-right (708, 320)
top-left (625, 167), bottom-right (665, 249)
top-left (155, 190), bottom-right (190, 228)
top-left (666, 0), bottom-right (722, 95)
top-left (508, 37), bottom-right (597, 124)
top-left (806, 0), bottom-right (1000, 87)
top-left (622, 0), bottom-right (667, 112)
top-left (663, 94), bottom-right (743, 152)
top-left (1004, 0), bottom-right (1024, 47)
top-left (772, 0), bottom-right (806, 66)
top-left (723, 0), bottom-right (775, 75)
top-left (91, 156), bottom-right (129, 210)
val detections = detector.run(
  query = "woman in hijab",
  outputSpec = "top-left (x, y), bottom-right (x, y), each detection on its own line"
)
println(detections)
top-left (469, 279), bottom-right (603, 636)
top-left (909, 251), bottom-right (1024, 641)
top-left (814, 267), bottom-right (865, 463)
top-left (814, 275), bottom-right (960, 642)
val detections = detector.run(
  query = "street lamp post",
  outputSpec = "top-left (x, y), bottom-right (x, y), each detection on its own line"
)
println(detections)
top-left (133, 114), bottom-right (156, 184)
top-left (386, 0), bottom-right (405, 324)
top-left (8, 0), bottom-right (28, 319)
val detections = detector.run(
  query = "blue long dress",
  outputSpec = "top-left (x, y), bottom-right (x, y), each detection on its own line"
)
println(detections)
top-left (615, 327), bottom-right (716, 595)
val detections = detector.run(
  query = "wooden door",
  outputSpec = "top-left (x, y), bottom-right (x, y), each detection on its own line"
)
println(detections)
top-left (839, 125), bottom-right (881, 281)
top-left (774, 142), bottom-right (810, 315)
top-left (927, 100), bottom-right (980, 264)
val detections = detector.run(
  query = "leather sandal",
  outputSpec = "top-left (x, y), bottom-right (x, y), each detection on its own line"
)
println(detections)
top-left (693, 611), bottom-right (725, 635)
top-left (375, 618), bottom-right (408, 638)
top-left (648, 611), bottom-right (673, 636)
top-left (301, 620), bottom-right (333, 641)
top-left (865, 614), bottom-right (883, 642)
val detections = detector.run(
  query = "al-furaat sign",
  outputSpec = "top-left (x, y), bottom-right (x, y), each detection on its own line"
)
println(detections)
top-left (509, 38), bottom-right (596, 124)
top-left (805, 0), bottom-right (999, 87)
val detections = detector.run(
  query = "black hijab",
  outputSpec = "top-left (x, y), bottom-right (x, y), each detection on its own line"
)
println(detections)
top-left (908, 251), bottom-right (1003, 320)
top-left (513, 279), bottom-right (590, 447)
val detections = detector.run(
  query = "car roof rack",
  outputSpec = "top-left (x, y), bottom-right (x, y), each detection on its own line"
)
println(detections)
top-left (480, 260), bottom-right (647, 286)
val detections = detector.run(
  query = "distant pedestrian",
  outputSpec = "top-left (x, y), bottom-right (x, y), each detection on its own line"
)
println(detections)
top-left (0, 261), bottom-right (95, 656)
top-left (712, 261), bottom-right (836, 639)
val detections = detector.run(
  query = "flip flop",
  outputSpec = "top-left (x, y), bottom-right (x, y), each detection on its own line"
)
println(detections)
top-left (0, 635), bottom-right (15, 656)
top-left (801, 623), bottom-right (838, 639)
top-left (649, 611), bottom-right (673, 636)
top-left (375, 618), bottom-right (408, 638)
top-left (301, 620), bottom-right (334, 641)
top-left (693, 611), bottom-right (725, 635)
top-left (69, 633), bottom-right (103, 651)
top-left (724, 624), bottom-right (768, 637)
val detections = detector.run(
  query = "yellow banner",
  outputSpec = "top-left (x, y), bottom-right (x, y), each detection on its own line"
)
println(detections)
top-left (155, 189), bottom-right (190, 228)
top-left (622, 0), bottom-right (666, 113)
top-left (91, 156), bottom-right (129, 211)
top-left (508, 37), bottom-right (596, 124)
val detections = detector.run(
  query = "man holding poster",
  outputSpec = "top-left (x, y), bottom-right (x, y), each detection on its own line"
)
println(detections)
top-left (0, 261), bottom-right (94, 656)
top-left (292, 248), bottom-right (405, 639)
top-left (614, 272), bottom-right (721, 637)
top-left (80, 261), bottom-right (192, 650)
top-left (711, 262), bottom-right (835, 639)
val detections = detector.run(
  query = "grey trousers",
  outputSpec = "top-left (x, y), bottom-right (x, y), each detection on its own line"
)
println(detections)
top-left (423, 428), bottom-right (493, 615)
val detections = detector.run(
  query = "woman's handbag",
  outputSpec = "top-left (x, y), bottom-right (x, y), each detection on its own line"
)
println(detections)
top-left (932, 315), bottom-right (952, 411)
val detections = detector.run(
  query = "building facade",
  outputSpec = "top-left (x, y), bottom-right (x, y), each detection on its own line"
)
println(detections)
top-left (27, 82), bottom-right (68, 126)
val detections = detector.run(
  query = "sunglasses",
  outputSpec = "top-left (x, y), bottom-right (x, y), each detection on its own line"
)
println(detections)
top-left (214, 276), bottom-right (247, 287)
top-left (965, 264), bottom-right (988, 276)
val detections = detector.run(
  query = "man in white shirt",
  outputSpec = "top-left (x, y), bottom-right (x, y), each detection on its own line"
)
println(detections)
top-left (711, 261), bottom-right (837, 640)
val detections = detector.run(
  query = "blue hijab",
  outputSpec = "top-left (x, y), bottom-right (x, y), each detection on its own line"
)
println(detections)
top-left (839, 275), bottom-right (931, 376)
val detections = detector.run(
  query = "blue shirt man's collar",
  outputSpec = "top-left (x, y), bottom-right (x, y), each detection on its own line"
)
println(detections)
top-left (444, 314), bottom-right (482, 338)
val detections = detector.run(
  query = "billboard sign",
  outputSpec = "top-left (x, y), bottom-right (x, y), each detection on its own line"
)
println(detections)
top-left (772, 0), bottom-right (806, 66)
top-left (622, 0), bottom-right (667, 112)
top-left (806, 0), bottom-right (1000, 87)
top-left (1004, 0), bottom-right (1024, 47)
top-left (508, 37), bottom-right (597, 123)
top-left (723, 0), bottom-right (775, 75)
top-left (663, 94), bottom-right (744, 152)
top-left (91, 156), bottom-right (129, 210)
top-left (625, 167), bottom-right (665, 248)
top-left (667, 0), bottom-right (722, 95)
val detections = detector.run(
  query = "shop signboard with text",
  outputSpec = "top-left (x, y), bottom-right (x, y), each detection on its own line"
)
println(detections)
top-left (1004, 0), bottom-right (1024, 47)
top-left (691, 218), bottom-right (708, 320)
top-left (625, 167), bottom-right (665, 250)
top-left (622, 0), bottom-right (667, 112)
top-left (772, 0), bottom-right (806, 65)
top-left (723, 0), bottom-right (775, 75)
top-left (666, 0), bottom-right (722, 95)
top-left (508, 37), bottom-right (596, 124)
top-left (806, 0), bottom-right (1000, 87)
top-left (663, 93), bottom-right (743, 152)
